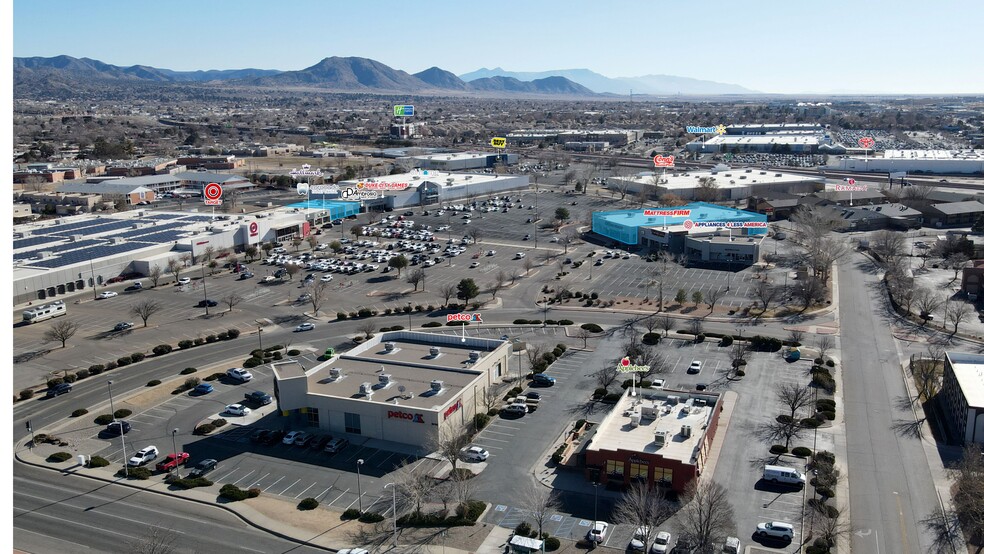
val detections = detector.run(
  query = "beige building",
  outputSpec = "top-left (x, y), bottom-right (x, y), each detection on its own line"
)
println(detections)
top-left (941, 352), bottom-right (984, 446)
top-left (273, 331), bottom-right (512, 450)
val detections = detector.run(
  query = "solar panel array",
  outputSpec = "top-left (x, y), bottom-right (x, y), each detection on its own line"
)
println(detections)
top-left (25, 242), bottom-right (155, 269)
top-left (61, 220), bottom-right (143, 237)
top-left (145, 214), bottom-right (185, 220)
top-left (14, 239), bottom-right (106, 261)
top-left (133, 230), bottom-right (191, 243)
top-left (114, 222), bottom-right (188, 241)
top-left (33, 219), bottom-right (120, 235)
top-left (180, 215), bottom-right (215, 222)
top-left (13, 235), bottom-right (64, 250)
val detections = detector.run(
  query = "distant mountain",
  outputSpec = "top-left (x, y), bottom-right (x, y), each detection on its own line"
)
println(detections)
top-left (13, 55), bottom-right (281, 82)
top-left (413, 66), bottom-right (468, 90)
top-left (459, 66), bottom-right (757, 95)
top-left (246, 56), bottom-right (427, 91)
top-left (467, 75), bottom-right (593, 95)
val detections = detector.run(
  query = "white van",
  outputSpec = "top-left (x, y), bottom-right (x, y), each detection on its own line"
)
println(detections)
top-left (763, 465), bottom-right (806, 486)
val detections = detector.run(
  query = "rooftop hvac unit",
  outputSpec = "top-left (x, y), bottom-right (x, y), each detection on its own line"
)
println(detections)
top-left (681, 424), bottom-right (693, 438)
top-left (132, 224), bottom-right (141, 229)
top-left (468, 351), bottom-right (480, 362)
top-left (378, 373), bottom-right (392, 386)
top-left (666, 395), bottom-right (680, 405)
top-left (70, 234), bottom-right (83, 242)
top-left (694, 399), bottom-right (707, 407)
top-left (384, 342), bottom-right (395, 352)
top-left (654, 430), bottom-right (669, 447)
top-left (630, 414), bottom-right (641, 427)
top-left (329, 367), bottom-right (342, 379)
top-left (429, 347), bottom-right (441, 357)
top-left (359, 382), bottom-right (373, 395)
top-left (430, 380), bottom-right (444, 392)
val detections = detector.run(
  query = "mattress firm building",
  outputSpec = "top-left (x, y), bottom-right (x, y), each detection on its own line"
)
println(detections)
top-left (272, 332), bottom-right (512, 450)
top-left (592, 202), bottom-right (766, 265)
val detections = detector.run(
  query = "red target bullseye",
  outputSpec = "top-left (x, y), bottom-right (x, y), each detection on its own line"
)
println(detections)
top-left (683, 220), bottom-right (694, 230)
top-left (203, 182), bottom-right (223, 201)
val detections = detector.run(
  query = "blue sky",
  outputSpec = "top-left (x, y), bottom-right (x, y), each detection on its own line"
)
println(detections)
top-left (12, 0), bottom-right (984, 94)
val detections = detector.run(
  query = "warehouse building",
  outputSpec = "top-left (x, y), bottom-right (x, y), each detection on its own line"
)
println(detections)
top-left (272, 332), bottom-right (511, 450)
top-left (836, 150), bottom-right (984, 174)
top-left (582, 388), bottom-right (723, 493)
top-left (940, 352), bottom-right (984, 446)
top-left (410, 152), bottom-right (517, 171)
top-left (606, 169), bottom-right (824, 202)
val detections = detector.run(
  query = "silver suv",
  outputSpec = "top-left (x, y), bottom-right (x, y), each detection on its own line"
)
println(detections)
top-left (754, 521), bottom-right (795, 541)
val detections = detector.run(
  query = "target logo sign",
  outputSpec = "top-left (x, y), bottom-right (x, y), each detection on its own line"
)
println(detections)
top-left (858, 137), bottom-right (875, 149)
top-left (248, 221), bottom-right (259, 237)
top-left (683, 219), bottom-right (694, 230)
top-left (203, 182), bottom-right (223, 206)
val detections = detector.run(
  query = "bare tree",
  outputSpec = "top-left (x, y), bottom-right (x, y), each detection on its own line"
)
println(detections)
top-left (920, 505), bottom-right (961, 554)
top-left (468, 227), bottom-right (483, 244)
top-left (593, 365), bottom-right (620, 391)
top-left (306, 235), bottom-right (319, 250)
top-left (945, 253), bottom-right (970, 281)
top-left (612, 482), bottom-right (673, 552)
top-left (762, 417), bottom-right (805, 450)
top-left (427, 421), bottom-right (470, 474)
top-left (221, 293), bottom-right (244, 313)
top-left (753, 281), bottom-right (781, 314)
top-left (202, 246), bottom-right (216, 262)
top-left (525, 343), bottom-right (545, 370)
top-left (814, 508), bottom-right (853, 551)
top-left (357, 320), bottom-right (376, 340)
top-left (41, 319), bottom-right (81, 348)
top-left (309, 280), bottom-right (330, 316)
top-left (392, 459), bottom-right (431, 517)
top-left (480, 383), bottom-right (507, 414)
top-left (489, 271), bottom-right (507, 299)
top-left (657, 314), bottom-right (675, 337)
top-left (125, 525), bottom-right (178, 554)
top-left (787, 329), bottom-right (805, 346)
top-left (574, 327), bottom-right (593, 348)
top-left (406, 268), bottom-right (425, 292)
top-left (283, 264), bottom-right (300, 281)
top-left (509, 268), bottom-right (522, 285)
top-left (947, 301), bottom-right (974, 334)
top-left (147, 265), bottom-right (163, 288)
top-left (915, 289), bottom-right (944, 322)
top-left (523, 257), bottom-right (535, 276)
top-left (730, 340), bottom-right (751, 373)
top-left (130, 300), bottom-right (164, 328)
top-left (519, 479), bottom-right (559, 540)
top-left (775, 382), bottom-right (813, 419)
top-left (794, 276), bottom-right (827, 309)
top-left (678, 480), bottom-right (736, 551)
top-left (949, 444), bottom-right (984, 548)
top-left (705, 288), bottom-right (724, 312)
top-left (688, 318), bottom-right (703, 336)
top-left (439, 283), bottom-right (456, 308)
top-left (871, 230), bottom-right (907, 263)
top-left (166, 258), bottom-right (182, 283)
top-left (817, 335), bottom-right (834, 362)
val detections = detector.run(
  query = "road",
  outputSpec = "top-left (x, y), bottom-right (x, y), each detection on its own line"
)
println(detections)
top-left (839, 252), bottom-right (937, 553)
top-left (13, 462), bottom-right (329, 553)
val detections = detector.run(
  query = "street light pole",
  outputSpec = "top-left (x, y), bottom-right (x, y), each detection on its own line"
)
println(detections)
top-left (201, 265), bottom-right (210, 316)
top-left (256, 322), bottom-right (263, 350)
top-left (108, 380), bottom-right (127, 477)
top-left (384, 482), bottom-right (398, 547)
top-left (592, 482), bottom-right (600, 546)
top-left (407, 302), bottom-right (413, 331)
top-left (88, 258), bottom-right (98, 300)
top-left (171, 428), bottom-right (180, 478)
top-left (356, 459), bottom-right (364, 512)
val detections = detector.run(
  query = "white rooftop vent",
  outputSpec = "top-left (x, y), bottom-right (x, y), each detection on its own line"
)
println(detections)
top-left (681, 424), bottom-right (693, 438)
top-left (630, 414), bottom-right (641, 427)
top-left (329, 367), bottom-right (343, 379)
top-left (384, 342), bottom-right (395, 352)
top-left (70, 234), bottom-right (83, 242)
top-left (429, 347), bottom-right (441, 357)
top-left (468, 351), bottom-right (480, 362)
top-left (654, 430), bottom-right (669, 447)
top-left (666, 395), bottom-right (680, 405)
top-left (378, 373), bottom-right (392, 386)
top-left (359, 382), bottom-right (373, 396)
top-left (430, 380), bottom-right (444, 392)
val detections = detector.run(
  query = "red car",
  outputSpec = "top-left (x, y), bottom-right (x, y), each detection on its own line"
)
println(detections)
top-left (155, 452), bottom-right (190, 472)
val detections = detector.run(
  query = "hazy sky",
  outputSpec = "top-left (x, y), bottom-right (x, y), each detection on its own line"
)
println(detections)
top-left (12, 0), bottom-right (983, 94)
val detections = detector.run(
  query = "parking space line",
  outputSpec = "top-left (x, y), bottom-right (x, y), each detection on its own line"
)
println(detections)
top-left (277, 479), bottom-right (302, 496)
top-left (214, 468), bottom-right (238, 482)
top-left (295, 482), bottom-right (318, 499)
top-left (248, 472), bottom-right (271, 488)
top-left (231, 470), bottom-right (255, 486)
top-left (327, 489), bottom-right (349, 506)
top-left (315, 487), bottom-right (333, 501)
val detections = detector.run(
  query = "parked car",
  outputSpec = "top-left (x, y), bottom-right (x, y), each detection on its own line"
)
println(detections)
top-left (312, 435), bottom-right (333, 451)
top-left (193, 383), bottom-right (214, 394)
top-left (650, 531), bottom-right (671, 553)
top-left (245, 391), bottom-right (273, 405)
top-left (104, 420), bottom-right (131, 436)
top-left (755, 521), bottom-right (795, 541)
top-left (113, 321), bottom-right (134, 331)
top-left (531, 374), bottom-right (556, 386)
top-left (461, 446), bottom-right (490, 462)
top-left (97, 291), bottom-right (118, 299)
top-left (224, 404), bottom-right (251, 416)
top-left (687, 360), bottom-right (702, 374)
top-left (155, 452), bottom-right (190, 472)
top-left (45, 382), bottom-right (73, 398)
top-left (282, 431), bottom-right (305, 445)
top-left (178, 277), bottom-right (191, 285)
top-left (324, 437), bottom-right (349, 453)
top-left (187, 458), bottom-right (217, 478)
top-left (128, 446), bottom-right (159, 466)
top-left (295, 323), bottom-right (316, 332)
top-left (587, 521), bottom-right (609, 543)
top-left (264, 430), bottom-right (286, 445)
top-left (503, 404), bottom-right (528, 415)
top-left (250, 429), bottom-right (271, 443)
top-left (294, 433), bottom-right (314, 447)
top-left (525, 391), bottom-right (542, 400)
top-left (227, 367), bottom-right (253, 382)
top-left (196, 299), bottom-right (218, 308)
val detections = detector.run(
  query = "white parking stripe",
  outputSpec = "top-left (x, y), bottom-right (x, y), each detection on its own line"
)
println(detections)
top-left (231, 470), bottom-right (255, 485)
top-left (327, 489), bottom-right (349, 506)
top-left (295, 482), bottom-right (318, 499)
top-left (277, 478), bottom-right (302, 495)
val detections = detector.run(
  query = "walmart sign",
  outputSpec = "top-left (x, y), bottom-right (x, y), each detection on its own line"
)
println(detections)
top-left (686, 124), bottom-right (727, 135)
top-left (393, 105), bottom-right (415, 117)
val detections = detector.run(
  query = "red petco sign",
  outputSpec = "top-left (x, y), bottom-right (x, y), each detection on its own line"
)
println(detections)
top-left (388, 410), bottom-right (425, 423)
top-left (447, 313), bottom-right (482, 323)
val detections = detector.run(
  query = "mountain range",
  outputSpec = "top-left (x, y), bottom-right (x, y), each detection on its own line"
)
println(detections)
top-left (13, 55), bottom-right (756, 96)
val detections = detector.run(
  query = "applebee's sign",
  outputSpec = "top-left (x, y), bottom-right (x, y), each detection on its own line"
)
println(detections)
top-left (617, 357), bottom-right (650, 373)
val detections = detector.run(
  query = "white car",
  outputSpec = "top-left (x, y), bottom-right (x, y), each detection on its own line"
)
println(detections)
top-left (178, 277), bottom-right (191, 285)
top-left (461, 446), bottom-right (490, 462)
top-left (282, 430), bottom-right (305, 445)
top-left (320, 275), bottom-right (333, 282)
top-left (650, 531), bottom-right (671, 553)
top-left (755, 521), bottom-right (795, 541)
top-left (127, 445), bottom-right (159, 466)
top-left (224, 404), bottom-right (251, 416)
top-left (227, 367), bottom-right (253, 382)
top-left (97, 291), bottom-right (118, 299)
top-left (587, 521), bottom-right (609, 543)
top-left (295, 323), bottom-right (316, 332)
top-left (687, 360), bottom-right (702, 374)
top-left (629, 526), bottom-right (649, 550)
top-left (469, 262), bottom-right (480, 268)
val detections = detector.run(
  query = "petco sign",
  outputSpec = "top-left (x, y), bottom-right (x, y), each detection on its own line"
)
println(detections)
top-left (443, 399), bottom-right (463, 420)
top-left (447, 313), bottom-right (483, 323)
top-left (388, 410), bottom-right (425, 423)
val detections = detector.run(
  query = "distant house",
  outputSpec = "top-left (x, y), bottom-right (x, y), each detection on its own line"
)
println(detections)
top-left (748, 192), bottom-right (802, 221)
top-left (922, 201), bottom-right (984, 228)
top-left (836, 203), bottom-right (923, 231)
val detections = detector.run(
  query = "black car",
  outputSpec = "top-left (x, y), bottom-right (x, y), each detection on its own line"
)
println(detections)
top-left (312, 435), bottom-right (332, 450)
top-left (45, 382), bottom-right (72, 398)
top-left (188, 459), bottom-right (217, 478)
top-left (250, 429), bottom-right (271, 443)
top-left (104, 420), bottom-right (131, 436)
top-left (245, 391), bottom-right (273, 406)
top-left (525, 391), bottom-right (542, 400)
top-left (264, 430), bottom-right (287, 445)
top-left (196, 299), bottom-right (218, 308)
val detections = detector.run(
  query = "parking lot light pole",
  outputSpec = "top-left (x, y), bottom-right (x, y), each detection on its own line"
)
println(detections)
top-left (200, 265), bottom-right (210, 316)
top-left (171, 428), bottom-right (180, 478)
top-left (407, 302), bottom-right (413, 331)
top-left (592, 482), bottom-right (599, 544)
top-left (256, 322), bottom-right (263, 350)
top-left (108, 380), bottom-right (127, 477)
top-left (356, 459), bottom-right (364, 512)
top-left (384, 482), bottom-right (398, 546)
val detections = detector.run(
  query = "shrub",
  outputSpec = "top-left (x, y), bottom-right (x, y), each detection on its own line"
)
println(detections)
top-left (556, 343), bottom-right (567, 352)
top-left (227, 328), bottom-right (240, 339)
top-left (194, 337), bottom-right (206, 346)
top-left (205, 372), bottom-right (224, 381)
top-left (513, 319), bottom-right (530, 325)
top-left (247, 487), bottom-right (260, 498)
top-left (720, 335), bottom-right (734, 346)
top-left (19, 389), bottom-right (35, 400)
top-left (510, 387), bottom-right (523, 396)
top-left (384, 307), bottom-right (393, 315)
top-left (298, 497), bottom-right (319, 510)
top-left (770, 444), bottom-right (788, 455)
top-left (551, 347), bottom-right (564, 358)
top-left (558, 319), bottom-right (574, 325)
top-left (88, 364), bottom-right (105, 373)
top-left (178, 340), bottom-right (194, 349)
top-left (217, 331), bottom-right (229, 340)
top-left (336, 312), bottom-right (348, 320)
top-left (542, 352), bottom-right (556, 364)
top-left (580, 323), bottom-right (603, 333)
top-left (421, 321), bottom-right (442, 328)
top-left (815, 486), bottom-right (835, 498)
top-left (826, 359), bottom-right (836, 367)
top-left (119, 466), bottom-right (152, 480)
top-left (735, 369), bottom-right (746, 377)
top-left (71, 408), bottom-right (88, 417)
top-left (219, 484), bottom-right (250, 501)
top-left (153, 344), bottom-right (173, 356)
top-left (603, 392), bottom-right (622, 402)
top-left (87, 456), bottom-right (109, 468)
top-left (474, 413), bottom-right (490, 430)
top-left (551, 445), bottom-right (566, 464)
top-left (815, 357), bottom-right (824, 364)
top-left (696, 333), bottom-right (706, 342)
top-left (812, 374), bottom-right (836, 394)
top-left (272, 352), bottom-right (283, 360)
top-left (180, 367), bottom-right (197, 375)
top-left (801, 418), bottom-right (821, 429)
top-left (250, 349), bottom-right (265, 358)
top-left (146, 380), bottom-right (161, 387)
top-left (446, 320), bottom-right (469, 326)
top-left (749, 335), bottom-right (783, 352)
top-left (341, 508), bottom-right (362, 520)
top-left (593, 387), bottom-right (607, 399)
top-left (349, 312), bottom-right (358, 318)
top-left (243, 358), bottom-right (261, 368)
top-left (94, 414), bottom-right (114, 425)
top-left (545, 319), bottom-right (558, 325)
top-left (516, 522), bottom-right (534, 537)
top-left (544, 537), bottom-right (561, 551)
top-left (47, 452), bottom-right (73, 463)
top-left (590, 292), bottom-right (599, 300)
top-left (805, 546), bottom-right (828, 554)
top-left (352, 336), bottom-right (365, 343)
top-left (528, 320), bottom-right (541, 325)
top-left (449, 468), bottom-right (475, 480)
top-left (212, 418), bottom-right (228, 428)
top-left (206, 334), bottom-right (218, 343)
top-left (488, 408), bottom-right (500, 416)
top-left (105, 361), bottom-right (118, 370)
top-left (358, 308), bottom-right (373, 318)
top-left (359, 512), bottom-right (385, 523)
top-left (816, 398), bottom-right (836, 411)
top-left (642, 333), bottom-right (660, 345)
top-left (113, 409), bottom-right (132, 419)
top-left (792, 447), bottom-right (813, 457)
top-left (815, 451), bottom-right (835, 465)
top-left (116, 357), bottom-right (132, 367)
top-left (195, 423), bottom-right (215, 435)
top-left (777, 414), bottom-right (794, 424)
top-left (75, 369), bottom-right (90, 380)
top-left (389, 325), bottom-right (405, 331)
top-left (63, 374), bottom-right (78, 384)
top-left (168, 477), bottom-right (213, 489)
top-left (287, 349), bottom-right (300, 356)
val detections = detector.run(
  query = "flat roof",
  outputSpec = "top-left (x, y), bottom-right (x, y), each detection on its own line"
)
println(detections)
top-left (595, 202), bottom-right (765, 228)
top-left (339, 171), bottom-right (525, 190)
top-left (882, 149), bottom-right (984, 161)
top-left (947, 353), bottom-right (984, 408)
top-left (618, 169), bottom-right (823, 192)
top-left (705, 134), bottom-right (820, 146)
top-left (929, 200), bottom-right (984, 215)
top-left (411, 152), bottom-right (499, 161)
top-left (588, 390), bottom-right (718, 464)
